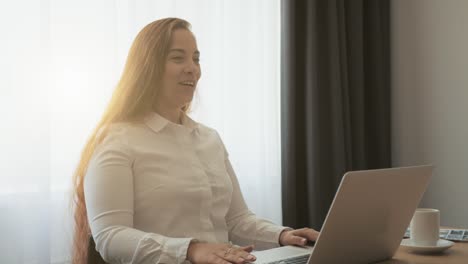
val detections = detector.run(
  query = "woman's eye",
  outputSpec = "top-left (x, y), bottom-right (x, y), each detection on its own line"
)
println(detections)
top-left (194, 58), bottom-right (200, 63)
top-left (172, 57), bottom-right (184, 61)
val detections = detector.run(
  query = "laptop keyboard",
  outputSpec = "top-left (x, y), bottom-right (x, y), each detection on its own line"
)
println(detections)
top-left (263, 254), bottom-right (310, 264)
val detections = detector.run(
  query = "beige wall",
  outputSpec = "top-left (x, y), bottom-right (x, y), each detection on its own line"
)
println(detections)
top-left (391, 0), bottom-right (468, 228)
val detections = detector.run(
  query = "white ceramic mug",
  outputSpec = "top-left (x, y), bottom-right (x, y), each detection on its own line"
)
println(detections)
top-left (410, 208), bottom-right (440, 246)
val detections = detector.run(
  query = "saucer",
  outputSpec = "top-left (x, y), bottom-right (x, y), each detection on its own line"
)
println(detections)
top-left (400, 239), bottom-right (454, 254)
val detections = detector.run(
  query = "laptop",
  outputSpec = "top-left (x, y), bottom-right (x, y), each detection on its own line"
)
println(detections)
top-left (253, 165), bottom-right (433, 264)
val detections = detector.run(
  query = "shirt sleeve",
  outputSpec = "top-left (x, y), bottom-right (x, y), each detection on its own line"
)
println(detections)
top-left (84, 126), bottom-right (193, 264)
top-left (219, 136), bottom-right (291, 250)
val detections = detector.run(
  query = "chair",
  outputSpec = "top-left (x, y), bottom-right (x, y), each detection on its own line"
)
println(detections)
top-left (87, 236), bottom-right (108, 264)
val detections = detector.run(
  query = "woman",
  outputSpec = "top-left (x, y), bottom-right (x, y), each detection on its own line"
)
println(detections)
top-left (72, 17), bottom-right (318, 264)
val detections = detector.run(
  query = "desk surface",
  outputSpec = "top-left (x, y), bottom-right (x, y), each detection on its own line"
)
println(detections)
top-left (378, 241), bottom-right (468, 264)
top-left (378, 227), bottom-right (468, 264)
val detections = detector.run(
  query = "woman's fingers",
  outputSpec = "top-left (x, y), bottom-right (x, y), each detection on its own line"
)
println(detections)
top-left (214, 251), bottom-right (244, 264)
top-left (290, 235), bottom-right (308, 246)
top-left (281, 228), bottom-right (320, 247)
top-left (216, 245), bottom-right (257, 264)
top-left (230, 246), bottom-right (257, 263)
top-left (293, 228), bottom-right (320, 241)
top-left (238, 244), bottom-right (255, 253)
top-left (211, 254), bottom-right (231, 264)
top-left (187, 242), bottom-right (258, 264)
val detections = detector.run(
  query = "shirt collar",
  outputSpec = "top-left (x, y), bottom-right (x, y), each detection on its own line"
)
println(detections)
top-left (144, 111), bottom-right (199, 133)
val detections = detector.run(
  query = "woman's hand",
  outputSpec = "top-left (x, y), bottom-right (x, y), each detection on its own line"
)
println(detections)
top-left (279, 228), bottom-right (320, 247)
top-left (186, 241), bottom-right (257, 264)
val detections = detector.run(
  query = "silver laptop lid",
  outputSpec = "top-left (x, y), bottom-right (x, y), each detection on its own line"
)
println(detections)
top-left (308, 165), bottom-right (432, 264)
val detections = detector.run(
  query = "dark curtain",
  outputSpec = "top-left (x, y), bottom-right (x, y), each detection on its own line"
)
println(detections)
top-left (281, 0), bottom-right (391, 230)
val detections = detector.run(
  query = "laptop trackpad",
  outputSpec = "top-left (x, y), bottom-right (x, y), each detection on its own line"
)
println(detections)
top-left (253, 246), bottom-right (313, 263)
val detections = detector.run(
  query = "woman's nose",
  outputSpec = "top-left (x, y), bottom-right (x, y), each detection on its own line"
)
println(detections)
top-left (183, 62), bottom-right (199, 74)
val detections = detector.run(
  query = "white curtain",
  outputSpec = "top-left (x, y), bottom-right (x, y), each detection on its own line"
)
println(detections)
top-left (0, 0), bottom-right (281, 263)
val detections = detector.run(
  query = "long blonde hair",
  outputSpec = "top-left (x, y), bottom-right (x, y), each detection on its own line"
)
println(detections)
top-left (71, 18), bottom-right (192, 264)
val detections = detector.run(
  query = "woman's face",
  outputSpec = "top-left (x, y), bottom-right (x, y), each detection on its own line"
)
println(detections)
top-left (158, 28), bottom-right (201, 111)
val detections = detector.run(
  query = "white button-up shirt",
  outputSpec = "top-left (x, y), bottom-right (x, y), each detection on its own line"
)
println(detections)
top-left (84, 112), bottom-right (288, 263)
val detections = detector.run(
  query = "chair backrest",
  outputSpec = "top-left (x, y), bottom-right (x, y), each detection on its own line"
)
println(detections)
top-left (87, 236), bottom-right (108, 264)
